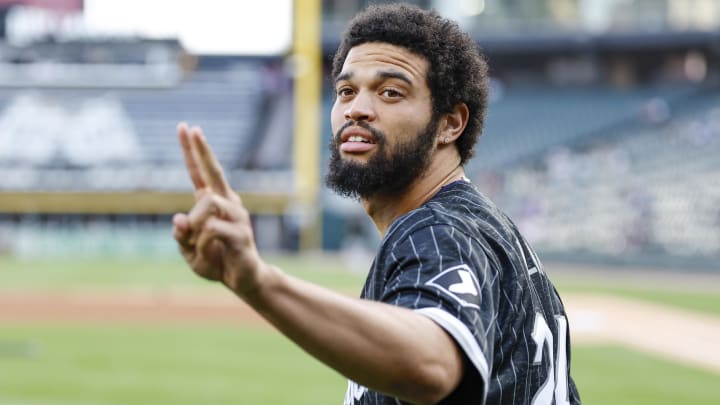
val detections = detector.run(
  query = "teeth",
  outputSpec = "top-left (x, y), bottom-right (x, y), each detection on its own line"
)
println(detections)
top-left (347, 136), bottom-right (368, 143)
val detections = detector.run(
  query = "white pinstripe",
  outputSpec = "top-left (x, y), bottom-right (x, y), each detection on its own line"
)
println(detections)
top-left (353, 182), bottom-right (579, 404)
top-left (415, 307), bottom-right (490, 403)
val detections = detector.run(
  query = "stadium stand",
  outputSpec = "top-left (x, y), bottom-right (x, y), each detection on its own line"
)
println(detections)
top-left (472, 83), bottom-right (706, 171)
top-left (0, 37), bottom-right (299, 255)
top-left (1, 2), bottom-right (718, 266)
top-left (0, 39), bottom-right (293, 192)
top-left (482, 87), bottom-right (720, 265)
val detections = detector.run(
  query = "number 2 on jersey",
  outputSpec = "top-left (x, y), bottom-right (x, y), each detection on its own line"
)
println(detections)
top-left (531, 313), bottom-right (570, 405)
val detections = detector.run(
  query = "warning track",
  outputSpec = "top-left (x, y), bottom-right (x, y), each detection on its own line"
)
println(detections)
top-left (1, 289), bottom-right (718, 374)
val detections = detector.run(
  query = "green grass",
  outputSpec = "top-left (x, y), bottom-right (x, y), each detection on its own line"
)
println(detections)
top-left (0, 254), bottom-right (366, 292)
top-left (0, 257), bottom-right (199, 289)
top-left (3, 255), bottom-right (717, 316)
top-left (0, 323), bottom-right (346, 405)
top-left (1, 255), bottom-right (719, 403)
top-left (1, 323), bottom-right (719, 405)
top-left (572, 345), bottom-right (720, 404)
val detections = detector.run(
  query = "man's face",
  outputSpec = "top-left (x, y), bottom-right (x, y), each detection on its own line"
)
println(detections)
top-left (326, 42), bottom-right (438, 199)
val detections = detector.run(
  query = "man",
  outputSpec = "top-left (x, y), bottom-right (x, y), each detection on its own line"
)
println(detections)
top-left (173, 4), bottom-right (581, 405)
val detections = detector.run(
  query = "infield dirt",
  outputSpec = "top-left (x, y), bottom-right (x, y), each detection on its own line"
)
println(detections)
top-left (1, 288), bottom-right (718, 374)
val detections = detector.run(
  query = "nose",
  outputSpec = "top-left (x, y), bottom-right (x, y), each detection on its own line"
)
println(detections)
top-left (344, 91), bottom-right (376, 122)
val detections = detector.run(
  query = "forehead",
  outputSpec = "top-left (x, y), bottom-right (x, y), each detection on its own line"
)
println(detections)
top-left (339, 42), bottom-right (429, 84)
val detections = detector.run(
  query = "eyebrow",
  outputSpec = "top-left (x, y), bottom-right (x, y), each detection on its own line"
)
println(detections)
top-left (377, 70), bottom-right (413, 85)
top-left (335, 70), bottom-right (414, 86)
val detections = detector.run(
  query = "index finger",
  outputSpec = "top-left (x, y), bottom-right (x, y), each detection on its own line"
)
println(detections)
top-left (177, 122), bottom-right (207, 194)
top-left (189, 126), bottom-right (234, 198)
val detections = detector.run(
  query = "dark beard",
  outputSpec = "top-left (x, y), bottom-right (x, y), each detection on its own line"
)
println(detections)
top-left (325, 117), bottom-right (439, 200)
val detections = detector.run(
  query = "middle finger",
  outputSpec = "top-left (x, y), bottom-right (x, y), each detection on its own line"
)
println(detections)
top-left (189, 127), bottom-right (233, 198)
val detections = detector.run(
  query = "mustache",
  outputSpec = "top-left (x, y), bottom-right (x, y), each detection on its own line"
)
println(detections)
top-left (334, 121), bottom-right (386, 144)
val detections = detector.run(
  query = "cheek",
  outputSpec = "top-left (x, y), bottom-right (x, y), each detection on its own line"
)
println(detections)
top-left (330, 101), bottom-right (345, 132)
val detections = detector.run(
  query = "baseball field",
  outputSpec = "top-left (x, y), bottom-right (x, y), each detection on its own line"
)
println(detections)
top-left (1, 254), bottom-right (719, 404)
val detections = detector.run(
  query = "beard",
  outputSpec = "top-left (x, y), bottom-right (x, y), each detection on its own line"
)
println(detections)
top-left (325, 117), bottom-right (439, 200)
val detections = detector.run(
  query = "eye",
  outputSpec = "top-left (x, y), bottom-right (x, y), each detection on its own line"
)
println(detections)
top-left (380, 88), bottom-right (403, 98)
top-left (337, 87), bottom-right (354, 98)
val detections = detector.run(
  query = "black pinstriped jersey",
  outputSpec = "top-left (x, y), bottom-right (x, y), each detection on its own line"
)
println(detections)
top-left (343, 180), bottom-right (581, 405)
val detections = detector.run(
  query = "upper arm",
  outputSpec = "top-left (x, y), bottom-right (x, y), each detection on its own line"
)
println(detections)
top-left (378, 224), bottom-right (499, 400)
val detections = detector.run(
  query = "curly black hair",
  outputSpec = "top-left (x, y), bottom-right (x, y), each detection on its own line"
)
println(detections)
top-left (331, 3), bottom-right (490, 165)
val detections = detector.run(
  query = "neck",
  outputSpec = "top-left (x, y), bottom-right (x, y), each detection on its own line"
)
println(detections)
top-left (362, 149), bottom-right (465, 236)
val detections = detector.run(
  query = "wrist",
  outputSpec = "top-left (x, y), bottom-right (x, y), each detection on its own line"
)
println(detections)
top-left (232, 262), bottom-right (282, 305)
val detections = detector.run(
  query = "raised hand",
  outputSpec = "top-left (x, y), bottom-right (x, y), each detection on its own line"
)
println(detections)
top-left (172, 123), bottom-right (266, 297)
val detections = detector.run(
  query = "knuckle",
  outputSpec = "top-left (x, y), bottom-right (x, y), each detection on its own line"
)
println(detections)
top-left (237, 228), bottom-right (254, 245)
top-left (199, 192), bottom-right (216, 208)
top-left (209, 194), bottom-right (230, 218)
top-left (209, 193), bottom-right (224, 205)
top-left (229, 192), bottom-right (242, 203)
top-left (190, 194), bottom-right (222, 222)
top-left (204, 218), bottom-right (220, 233)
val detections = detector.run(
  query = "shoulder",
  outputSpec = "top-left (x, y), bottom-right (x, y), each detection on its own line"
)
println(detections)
top-left (385, 181), bottom-right (505, 245)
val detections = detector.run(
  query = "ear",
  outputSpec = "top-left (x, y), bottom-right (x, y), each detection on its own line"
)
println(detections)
top-left (437, 103), bottom-right (469, 145)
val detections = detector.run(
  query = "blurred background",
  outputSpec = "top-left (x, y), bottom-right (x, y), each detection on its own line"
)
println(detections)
top-left (0, 0), bottom-right (718, 269)
top-left (0, 1), bottom-right (719, 404)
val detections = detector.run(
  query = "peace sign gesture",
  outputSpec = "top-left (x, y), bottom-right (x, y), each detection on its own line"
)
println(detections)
top-left (172, 123), bottom-right (268, 297)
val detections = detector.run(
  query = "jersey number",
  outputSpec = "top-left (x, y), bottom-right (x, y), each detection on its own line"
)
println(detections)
top-left (531, 313), bottom-right (570, 405)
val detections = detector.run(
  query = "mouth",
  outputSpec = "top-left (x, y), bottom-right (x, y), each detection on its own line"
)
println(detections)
top-left (341, 127), bottom-right (376, 143)
top-left (339, 127), bottom-right (377, 153)
top-left (345, 135), bottom-right (374, 144)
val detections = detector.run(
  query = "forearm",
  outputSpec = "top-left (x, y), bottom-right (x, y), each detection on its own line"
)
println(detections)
top-left (238, 264), bottom-right (463, 405)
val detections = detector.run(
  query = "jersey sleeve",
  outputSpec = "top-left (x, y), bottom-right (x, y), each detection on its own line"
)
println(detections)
top-left (379, 223), bottom-right (500, 399)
